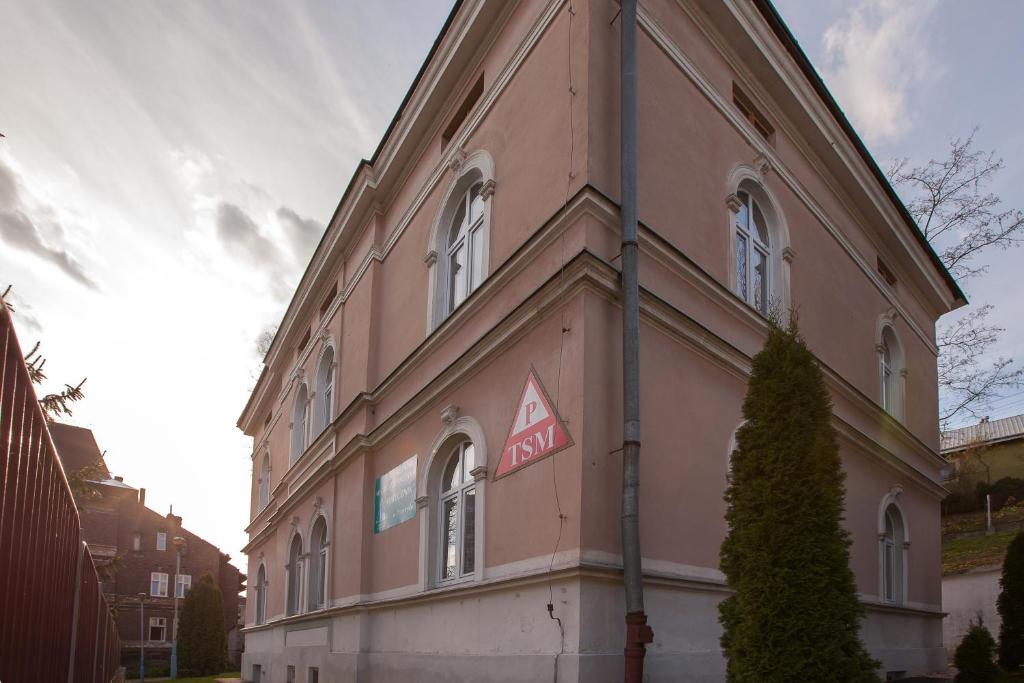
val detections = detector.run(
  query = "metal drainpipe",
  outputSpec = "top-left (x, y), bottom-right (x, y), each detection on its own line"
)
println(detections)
top-left (619, 0), bottom-right (653, 681)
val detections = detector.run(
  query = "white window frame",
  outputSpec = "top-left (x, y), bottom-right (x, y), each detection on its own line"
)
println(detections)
top-left (286, 533), bottom-right (304, 617)
top-left (132, 532), bottom-right (141, 551)
top-left (156, 532), bottom-right (167, 551)
top-left (877, 492), bottom-right (909, 607)
top-left (307, 517), bottom-right (329, 612)
top-left (877, 322), bottom-right (906, 421)
top-left (314, 346), bottom-right (335, 438)
top-left (254, 564), bottom-right (267, 625)
top-left (290, 383), bottom-right (310, 466)
top-left (732, 190), bottom-right (772, 315)
top-left (437, 441), bottom-right (478, 584)
top-left (175, 573), bottom-right (192, 599)
top-left (150, 571), bottom-right (169, 597)
top-left (258, 452), bottom-right (271, 511)
top-left (426, 151), bottom-right (496, 332)
top-left (148, 616), bottom-right (167, 641)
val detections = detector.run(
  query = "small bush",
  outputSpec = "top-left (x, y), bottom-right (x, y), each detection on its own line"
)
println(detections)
top-left (955, 618), bottom-right (1001, 683)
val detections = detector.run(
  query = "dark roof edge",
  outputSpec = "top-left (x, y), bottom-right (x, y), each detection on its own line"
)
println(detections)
top-left (750, 0), bottom-right (966, 306)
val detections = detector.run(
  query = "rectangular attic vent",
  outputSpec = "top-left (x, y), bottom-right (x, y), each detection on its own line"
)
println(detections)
top-left (442, 73), bottom-right (484, 149)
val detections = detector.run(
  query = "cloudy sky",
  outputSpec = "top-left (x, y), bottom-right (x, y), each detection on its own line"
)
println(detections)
top-left (2, 0), bottom-right (1021, 565)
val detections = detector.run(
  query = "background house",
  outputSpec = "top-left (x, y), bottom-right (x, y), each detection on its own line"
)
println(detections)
top-left (51, 422), bottom-right (247, 676)
top-left (940, 414), bottom-right (1024, 658)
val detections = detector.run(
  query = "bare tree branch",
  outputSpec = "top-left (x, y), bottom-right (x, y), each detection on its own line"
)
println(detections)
top-left (890, 129), bottom-right (1024, 424)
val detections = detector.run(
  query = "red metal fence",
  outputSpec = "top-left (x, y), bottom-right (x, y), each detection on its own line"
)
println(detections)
top-left (0, 302), bottom-right (121, 683)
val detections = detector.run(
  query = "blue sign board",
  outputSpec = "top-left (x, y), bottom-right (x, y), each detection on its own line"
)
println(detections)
top-left (374, 455), bottom-right (417, 533)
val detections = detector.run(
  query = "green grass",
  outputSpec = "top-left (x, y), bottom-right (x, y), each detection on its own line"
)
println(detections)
top-left (944, 505), bottom-right (1024, 537)
top-left (944, 529), bottom-right (1018, 574)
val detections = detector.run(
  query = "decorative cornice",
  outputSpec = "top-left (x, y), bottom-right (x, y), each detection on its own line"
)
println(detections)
top-left (415, 495), bottom-right (429, 510)
top-left (440, 405), bottom-right (460, 425)
top-left (469, 465), bottom-right (488, 482)
top-left (424, 250), bottom-right (438, 267)
top-left (781, 246), bottom-right (796, 263)
top-left (725, 192), bottom-right (743, 213)
top-left (480, 178), bottom-right (496, 200)
top-left (448, 148), bottom-right (467, 173)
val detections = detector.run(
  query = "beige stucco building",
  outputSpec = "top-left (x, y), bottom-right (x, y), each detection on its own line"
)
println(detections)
top-left (237, 1), bottom-right (965, 680)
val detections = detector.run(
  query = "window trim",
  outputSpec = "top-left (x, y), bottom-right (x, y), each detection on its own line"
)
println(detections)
top-left (876, 318), bottom-right (906, 421)
top-left (313, 344), bottom-right (336, 439)
top-left (175, 573), bottom-right (192, 599)
top-left (725, 167), bottom-right (792, 321)
top-left (254, 563), bottom-right (268, 625)
top-left (877, 491), bottom-right (910, 606)
top-left (425, 150), bottom-right (496, 333)
top-left (150, 571), bottom-right (169, 597)
top-left (258, 452), bottom-right (271, 511)
top-left (307, 515), bottom-right (329, 612)
top-left (148, 616), bottom-right (167, 642)
top-left (418, 413), bottom-right (488, 590)
top-left (156, 532), bottom-right (167, 551)
top-left (285, 532), bottom-right (304, 617)
top-left (437, 441), bottom-right (477, 584)
top-left (290, 382), bottom-right (310, 466)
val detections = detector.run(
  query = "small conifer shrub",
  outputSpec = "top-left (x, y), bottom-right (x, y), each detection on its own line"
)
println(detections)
top-left (718, 319), bottom-right (879, 682)
top-left (177, 573), bottom-right (227, 676)
top-left (956, 617), bottom-right (1001, 683)
top-left (999, 532), bottom-right (1024, 670)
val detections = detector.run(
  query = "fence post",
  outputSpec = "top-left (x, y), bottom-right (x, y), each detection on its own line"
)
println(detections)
top-left (67, 540), bottom-right (86, 683)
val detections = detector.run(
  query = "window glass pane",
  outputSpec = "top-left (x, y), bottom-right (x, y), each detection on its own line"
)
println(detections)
top-left (157, 532), bottom-right (166, 551)
top-left (462, 443), bottom-right (475, 483)
top-left (753, 249), bottom-right (767, 313)
top-left (462, 488), bottom-right (476, 575)
top-left (736, 192), bottom-right (749, 230)
top-left (442, 497), bottom-right (458, 580)
top-left (735, 234), bottom-right (748, 301)
top-left (442, 453), bottom-right (460, 493)
top-left (883, 542), bottom-right (895, 602)
top-left (448, 199), bottom-right (467, 247)
top-left (470, 225), bottom-right (485, 291)
top-left (469, 182), bottom-right (484, 224)
top-left (449, 242), bottom-right (467, 309)
top-left (752, 201), bottom-right (770, 245)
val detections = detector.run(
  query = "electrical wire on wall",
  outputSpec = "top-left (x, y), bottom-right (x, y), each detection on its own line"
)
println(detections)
top-left (546, 2), bottom-right (575, 681)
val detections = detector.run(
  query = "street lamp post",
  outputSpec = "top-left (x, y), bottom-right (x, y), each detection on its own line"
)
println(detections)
top-left (170, 536), bottom-right (186, 678)
top-left (137, 592), bottom-right (147, 683)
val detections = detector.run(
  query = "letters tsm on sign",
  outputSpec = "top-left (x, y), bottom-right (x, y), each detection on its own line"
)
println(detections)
top-left (494, 369), bottom-right (572, 479)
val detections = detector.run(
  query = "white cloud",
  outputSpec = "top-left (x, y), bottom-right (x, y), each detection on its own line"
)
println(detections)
top-left (822, 0), bottom-right (940, 145)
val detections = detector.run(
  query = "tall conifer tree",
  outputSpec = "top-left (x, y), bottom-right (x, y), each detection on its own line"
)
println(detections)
top-left (178, 573), bottom-right (227, 676)
top-left (719, 320), bottom-right (878, 681)
top-left (998, 532), bottom-right (1024, 669)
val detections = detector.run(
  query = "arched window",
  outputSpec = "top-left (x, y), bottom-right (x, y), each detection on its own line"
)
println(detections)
top-left (733, 190), bottom-right (772, 315)
top-left (314, 348), bottom-right (334, 437)
top-left (307, 517), bottom-right (328, 611)
top-left (878, 325), bottom-right (904, 418)
top-left (290, 384), bottom-right (309, 465)
top-left (426, 151), bottom-right (495, 331)
top-left (446, 182), bottom-right (485, 313)
top-left (880, 504), bottom-right (907, 605)
top-left (286, 534), bottom-right (302, 616)
top-left (258, 453), bottom-right (270, 511)
top-left (439, 441), bottom-right (477, 582)
top-left (254, 564), bottom-right (267, 625)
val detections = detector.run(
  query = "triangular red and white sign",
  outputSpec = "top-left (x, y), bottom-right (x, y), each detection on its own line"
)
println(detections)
top-left (494, 368), bottom-right (573, 480)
